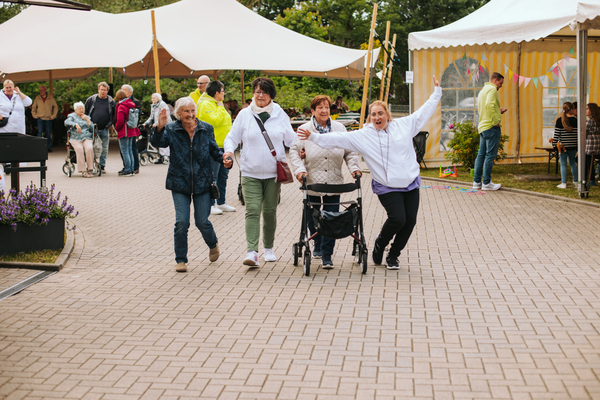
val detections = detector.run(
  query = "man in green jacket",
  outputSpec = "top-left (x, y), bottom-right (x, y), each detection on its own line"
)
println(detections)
top-left (473, 72), bottom-right (507, 191)
top-left (197, 80), bottom-right (235, 215)
top-left (189, 75), bottom-right (210, 105)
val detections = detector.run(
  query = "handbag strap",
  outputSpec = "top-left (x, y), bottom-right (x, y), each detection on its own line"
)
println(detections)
top-left (6, 95), bottom-right (16, 117)
top-left (254, 116), bottom-right (277, 158)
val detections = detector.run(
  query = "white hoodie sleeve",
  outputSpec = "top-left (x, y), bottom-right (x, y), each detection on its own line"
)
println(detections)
top-left (401, 86), bottom-right (442, 137)
top-left (308, 129), bottom-right (363, 154)
top-left (224, 110), bottom-right (244, 153)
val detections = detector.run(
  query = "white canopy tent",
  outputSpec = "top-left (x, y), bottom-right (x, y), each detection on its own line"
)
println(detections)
top-left (0, 0), bottom-right (377, 82)
top-left (407, 0), bottom-right (600, 196)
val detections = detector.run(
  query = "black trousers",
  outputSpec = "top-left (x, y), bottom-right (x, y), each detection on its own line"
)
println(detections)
top-left (377, 189), bottom-right (420, 258)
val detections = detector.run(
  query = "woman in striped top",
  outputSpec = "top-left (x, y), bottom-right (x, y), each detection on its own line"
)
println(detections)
top-left (552, 102), bottom-right (578, 189)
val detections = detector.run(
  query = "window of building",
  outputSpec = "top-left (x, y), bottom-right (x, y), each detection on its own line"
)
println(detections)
top-left (440, 57), bottom-right (489, 151)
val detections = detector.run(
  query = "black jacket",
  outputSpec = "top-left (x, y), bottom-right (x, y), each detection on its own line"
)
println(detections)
top-left (151, 119), bottom-right (223, 195)
top-left (84, 94), bottom-right (115, 129)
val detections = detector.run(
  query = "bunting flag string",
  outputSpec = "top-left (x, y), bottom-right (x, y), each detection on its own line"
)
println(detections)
top-left (467, 47), bottom-right (577, 88)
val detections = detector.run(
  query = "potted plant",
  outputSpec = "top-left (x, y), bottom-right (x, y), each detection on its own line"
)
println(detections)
top-left (0, 183), bottom-right (78, 256)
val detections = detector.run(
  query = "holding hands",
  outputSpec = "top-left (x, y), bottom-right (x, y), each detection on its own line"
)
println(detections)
top-left (223, 152), bottom-right (233, 169)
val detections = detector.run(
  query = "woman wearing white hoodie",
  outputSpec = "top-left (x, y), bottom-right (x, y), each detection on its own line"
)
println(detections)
top-left (223, 78), bottom-right (296, 267)
top-left (298, 76), bottom-right (441, 270)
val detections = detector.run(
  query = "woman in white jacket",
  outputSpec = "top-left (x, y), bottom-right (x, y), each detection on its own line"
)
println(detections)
top-left (289, 95), bottom-right (362, 269)
top-left (0, 79), bottom-right (32, 135)
top-left (298, 76), bottom-right (441, 270)
top-left (223, 78), bottom-right (296, 267)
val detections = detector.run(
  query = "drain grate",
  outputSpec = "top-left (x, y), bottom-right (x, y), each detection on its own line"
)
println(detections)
top-left (0, 271), bottom-right (56, 301)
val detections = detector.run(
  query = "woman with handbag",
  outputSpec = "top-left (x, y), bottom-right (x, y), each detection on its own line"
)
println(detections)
top-left (152, 97), bottom-right (228, 273)
top-left (289, 94), bottom-right (362, 270)
top-left (223, 77), bottom-right (296, 267)
top-left (0, 79), bottom-right (32, 134)
top-left (299, 76), bottom-right (441, 270)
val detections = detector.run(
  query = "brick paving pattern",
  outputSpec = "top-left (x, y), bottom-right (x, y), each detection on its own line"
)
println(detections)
top-left (0, 269), bottom-right (40, 292)
top-left (1, 140), bottom-right (600, 399)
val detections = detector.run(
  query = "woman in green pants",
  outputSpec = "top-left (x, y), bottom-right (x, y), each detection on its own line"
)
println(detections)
top-left (223, 78), bottom-right (296, 266)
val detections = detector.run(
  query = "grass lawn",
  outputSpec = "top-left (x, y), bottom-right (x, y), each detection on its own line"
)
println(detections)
top-left (0, 249), bottom-right (61, 263)
top-left (420, 163), bottom-right (600, 204)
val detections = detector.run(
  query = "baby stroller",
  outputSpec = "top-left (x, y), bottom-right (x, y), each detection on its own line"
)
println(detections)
top-left (62, 124), bottom-right (102, 177)
top-left (292, 175), bottom-right (368, 276)
top-left (138, 125), bottom-right (169, 166)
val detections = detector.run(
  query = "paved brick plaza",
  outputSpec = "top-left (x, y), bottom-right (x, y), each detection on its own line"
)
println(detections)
top-left (2, 141), bottom-right (600, 399)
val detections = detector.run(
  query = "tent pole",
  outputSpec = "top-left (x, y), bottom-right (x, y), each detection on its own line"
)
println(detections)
top-left (213, 70), bottom-right (218, 80)
top-left (48, 70), bottom-right (53, 95)
top-left (516, 42), bottom-right (522, 163)
top-left (359, 2), bottom-right (378, 129)
top-left (109, 67), bottom-right (113, 84)
top-left (379, 21), bottom-right (390, 101)
top-left (241, 70), bottom-right (245, 104)
top-left (384, 34), bottom-right (396, 106)
top-left (151, 10), bottom-right (161, 93)
top-left (577, 23), bottom-right (588, 195)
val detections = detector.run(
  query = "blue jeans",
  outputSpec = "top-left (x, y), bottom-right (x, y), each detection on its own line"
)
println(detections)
top-left (473, 126), bottom-right (501, 185)
top-left (210, 158), bottom-right (229, 206)
top-left (97, 128), bottom-right (109, 167)
top-left (559, 149), bottom-right (578, 184)
top-left (118, 136), bottom-right (134, 173)
top-left (37, 119), bottom-right (53, 150)
top-left (308, 195), bottom-right (340, 257)
top-left (172, 191), bottom-right (218, 263)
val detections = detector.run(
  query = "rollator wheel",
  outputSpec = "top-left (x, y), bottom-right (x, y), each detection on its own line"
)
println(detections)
top-left (62, 162), bottom-right (70, 176)
top-left (162, 156), bottom-right (170, 165)
top-left (149, 153), bottom-right (160, 164)
top-left (353, 242), bottom-right (360, 262)
top-left (360, 249), bottom-right (368, 274)
top-left (94, 161), bottom-right (101, 177)
top-left (292, 243), bottom-right (299, 266)
top-left (139, 154), bottom-right (149, 166)
top-left (303, 250), bottom-right (311, 276)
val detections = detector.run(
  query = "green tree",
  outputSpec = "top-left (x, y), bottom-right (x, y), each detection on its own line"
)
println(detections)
top-left (275, 3), bottom-right (328, 41)
top-left (307, 0), bottom-right (372, 49)
top-left (0, 3), bottom-right (26, 24)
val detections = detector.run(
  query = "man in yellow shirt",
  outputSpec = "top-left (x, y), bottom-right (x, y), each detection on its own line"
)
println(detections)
top-left (473, 72), bottom-right (507, 191)
top-left (189, 75), bottom-right (210, 104)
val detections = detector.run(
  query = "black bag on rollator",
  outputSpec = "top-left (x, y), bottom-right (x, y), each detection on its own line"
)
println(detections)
top-left (312, 204), bottom-right (358, 239)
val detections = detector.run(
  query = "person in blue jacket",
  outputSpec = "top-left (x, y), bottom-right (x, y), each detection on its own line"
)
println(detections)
top-left (152, 97), bottom-right (233, 273)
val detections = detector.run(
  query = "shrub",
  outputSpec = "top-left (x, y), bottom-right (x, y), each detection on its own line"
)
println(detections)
top-left (445, 120), bottom-right (508, 170)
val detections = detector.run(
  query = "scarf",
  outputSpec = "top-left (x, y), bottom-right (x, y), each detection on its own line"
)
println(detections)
top-left (312, 116), bottom-right (331, 134)
top-left (250, 98), bottom-right (274, 123)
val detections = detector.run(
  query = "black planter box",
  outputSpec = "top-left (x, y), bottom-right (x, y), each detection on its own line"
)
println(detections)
top-left (0, 218), bottom-right (65, 256)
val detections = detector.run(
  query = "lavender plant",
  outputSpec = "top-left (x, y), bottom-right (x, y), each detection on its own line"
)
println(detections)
top-left (0, 183), bottom-right (78, 231)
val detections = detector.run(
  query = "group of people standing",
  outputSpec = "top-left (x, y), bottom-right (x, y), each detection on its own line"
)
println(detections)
top-left (154, 75), bottom-right (442, 274)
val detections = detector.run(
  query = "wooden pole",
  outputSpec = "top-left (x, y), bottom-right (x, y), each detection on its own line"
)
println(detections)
top-left (384, 34), bottom-right (396, 105)
top-left (359, 3), bottom-right (378, 129)
top-left (379, 21), bottom-right (390, 101)
top-left (151, 10), bottom-right (161, 93)
top-left (109, 67), bottom-right (113, 84)
top-left (213, 70), bottom-right (218, 80)
top-left (240, 70), bottom-right (245, 104)
top-left (48, 70), bottom-right (53, 95)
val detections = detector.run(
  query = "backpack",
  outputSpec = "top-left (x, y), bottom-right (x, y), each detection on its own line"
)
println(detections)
top-left (127, 108), bottom-right (140, 129)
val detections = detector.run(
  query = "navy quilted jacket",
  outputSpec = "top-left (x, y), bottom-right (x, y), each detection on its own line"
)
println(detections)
top-left (151, 119), bottom-right (223, 195)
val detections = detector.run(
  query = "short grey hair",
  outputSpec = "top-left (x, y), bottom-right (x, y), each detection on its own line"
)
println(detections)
top-left (174, 97), bottom-right (197, 120)
top-left (122, 84), bottom-right (133, 95)
top-left (97, 81), bottom-right (109, 90)
top-left (152, 93), bottom-right (162, 102)
top-left (73, 101), bottom-right (84, 110)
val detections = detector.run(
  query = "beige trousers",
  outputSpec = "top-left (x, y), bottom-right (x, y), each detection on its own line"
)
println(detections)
top-left (70, 139), bottom-right (94, 172)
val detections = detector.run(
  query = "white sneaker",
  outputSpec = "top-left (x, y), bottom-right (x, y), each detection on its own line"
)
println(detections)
top-left (472, 181), bottom-right (482, 190)
top-left (482, 182), bottom-right (501, 191)
top-left (217, 203), bottom-right (236, 212)
top-left (263, 248), bottom-right (277, 262)
top-left (210, 205), bottom-right (223, 215)
top-left (243, 251), bottom-right (259, 266)
top-left (557, 183), bottom-right (567, 189)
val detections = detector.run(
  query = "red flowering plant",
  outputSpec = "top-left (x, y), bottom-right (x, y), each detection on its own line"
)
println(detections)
top-left (0, 183), bottom-right (78, 232)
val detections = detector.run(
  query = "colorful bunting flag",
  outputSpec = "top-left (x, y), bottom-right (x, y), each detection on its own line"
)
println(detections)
top-left (547, 72), bottom-right (554, 83)
top-left (558, 60), bottom-right (564, 70)
top-left (532, 77), bottom-right (539, 88)
top-left (504, 64), bottom-right (508, 74)
top-left (552, 66), bottom-right (560, 76)
top-left (513, 73), bottom-right (519, 84)
top-left (524, 77), bottom-right (531, 87)
top-left (482, 53), bottom-right (488, 61)
top-left (518, 76), bottom-right (525, 86)
top-left (568, 46), bottom-right (575, 56)
top-left (479, 65), bottom-right (485, 73)
top-left (462, 53), bottom-right (467, 60)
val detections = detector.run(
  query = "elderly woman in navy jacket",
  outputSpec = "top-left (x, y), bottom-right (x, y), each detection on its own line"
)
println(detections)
top-left (152, 97), bottom-right (232, 273)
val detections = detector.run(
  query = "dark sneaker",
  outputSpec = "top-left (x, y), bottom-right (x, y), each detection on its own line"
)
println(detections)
top-left (100, 165), bottom-right (105, 171)
top-left (385, 255), bottom-right (400, 270)
top-left (313, 249), bottom-right (322, 259)
top-left (118, 169), bottom-right (126, 176)
top-left (372, 236), bottom-right (384, 265)
top-left (322, 255), bottom-right (334, 270)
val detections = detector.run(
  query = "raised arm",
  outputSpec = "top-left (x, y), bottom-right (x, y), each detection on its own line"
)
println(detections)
top-left (403, 75), bottom-right (442, 137)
